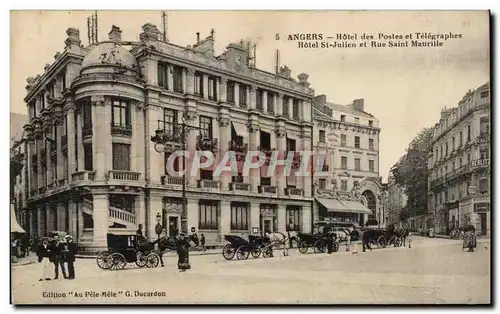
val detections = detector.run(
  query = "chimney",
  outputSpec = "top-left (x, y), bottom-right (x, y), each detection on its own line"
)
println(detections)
top-left (314, 95), bottom-right (327, 105)
top-left (108, 25), bottom-right (122, 42)
top-left (352, 99), bottom-right (365, 112)
top-left (196, 32), bottom-right (200, 44)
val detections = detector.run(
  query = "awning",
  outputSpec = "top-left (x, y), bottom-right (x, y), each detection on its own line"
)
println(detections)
top-left (315, 198), bottom-right (348, 213)
top-left (11, 204), bottom-right (26, 234)
top-left (231, 122), bottom-right (248, 139)
top-left (341, 200), bottom-right (373, 215)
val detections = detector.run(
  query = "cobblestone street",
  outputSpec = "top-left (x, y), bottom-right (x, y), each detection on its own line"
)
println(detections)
top-left (11, 236), bottom-right (490, 304)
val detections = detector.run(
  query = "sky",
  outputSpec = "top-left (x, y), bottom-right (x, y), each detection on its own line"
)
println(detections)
top-left (10, 10), bottom-right (490, 180)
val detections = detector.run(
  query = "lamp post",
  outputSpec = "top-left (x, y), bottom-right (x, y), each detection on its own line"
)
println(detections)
top-left (150, 110), bottom-right (218, 235)
top-left (155, 212), bottom-right (162, 240)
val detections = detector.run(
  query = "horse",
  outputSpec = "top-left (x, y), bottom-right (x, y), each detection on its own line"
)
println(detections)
top-left (264, 231), bottom-right (298, 256)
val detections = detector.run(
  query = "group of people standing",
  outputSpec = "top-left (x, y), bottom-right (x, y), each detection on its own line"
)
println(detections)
top-left (36, 235), bottom-right (77, 281)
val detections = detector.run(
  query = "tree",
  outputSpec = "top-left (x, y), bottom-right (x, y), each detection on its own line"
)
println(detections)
top-left (399, 208), bottom-right (410, 222)
top-left (390, 127), bottom-right (434, 217)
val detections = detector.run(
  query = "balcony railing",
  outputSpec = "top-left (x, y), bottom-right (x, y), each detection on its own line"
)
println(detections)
top-left (109, 207), bottom-right (136, 225)
top-left (111, 125), bottom-right (132, 137)
top-left (258, 185), bottom-right (277, 194)
top-left (230, 182), bottom-right (251, 192)
top-left (82, 125), bottom-right (93, 137)
top-left (198, 180), bottom-right (220, 189)
top-left (108, 170), bottom-right (141, 181)
top-left (72, 170), bottom-right (96, 181)
top-left (285, 187), bottom-right (304, 196)
top-left (161, 175), bottom-right (183, 186)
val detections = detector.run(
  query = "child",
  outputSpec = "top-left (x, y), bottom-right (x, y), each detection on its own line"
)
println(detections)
top-left (408, 232), bottom-right (412, 248)
top-left (200, 233), bottom-right (206, 251)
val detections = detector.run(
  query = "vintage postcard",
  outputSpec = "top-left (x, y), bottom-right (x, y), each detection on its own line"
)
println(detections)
top-left (10, 10), bottom-right (490, 304)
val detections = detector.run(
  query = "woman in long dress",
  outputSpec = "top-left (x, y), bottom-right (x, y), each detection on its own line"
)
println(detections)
top-left (177, 233), bottom-right (191, 272)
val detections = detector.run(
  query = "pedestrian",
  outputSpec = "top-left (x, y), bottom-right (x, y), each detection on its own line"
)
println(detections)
top-left (136, 224), bottom-right (144, 237)
top-left (22, 234), bottom-right (30, 257)
top-left (323, 225), bottom-right (333, 254)
top-left (62, 235), bottom-right (77, 279)
top-left (408, 232), bottom-right (412, 248)
top-left (51, 236), bottom-right (66, 279)
top-left (465, 226), bottom-right (477, 252)
top-left (350, 225), bottom-right (361, 254)
top-left (200, 233), bottom-right (206, 251)
top-left (56, 237), bottom-right (69, 279)
top-left (36, 237), bottom-right (53, 281)
top-left (176, 233), bottom-right (191, 272)
top-left (11, 239), bottom-right (18, 263)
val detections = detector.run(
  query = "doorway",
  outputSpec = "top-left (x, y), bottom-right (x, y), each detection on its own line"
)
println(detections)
top-left (168, 216), bottom-right (179, 237)
top-left (263, 218), bottom-right (272, 234)
top-left (479, 213), bottom-right (487, 235)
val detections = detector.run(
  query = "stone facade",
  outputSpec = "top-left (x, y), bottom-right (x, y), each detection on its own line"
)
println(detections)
top-left (385, 175), bottom-right (407, 227)
top-left (19, 24), bottom-right (316, 249)
top-left (427, 82), bottom-right (490, 236)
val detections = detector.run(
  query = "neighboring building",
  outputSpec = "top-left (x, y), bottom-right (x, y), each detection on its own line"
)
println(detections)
top-left (11, 113), bottom-right (28, 230)
top-left (20, 24), bottom-right (315, 249)
top-left (427, 82), bottom-right (490, 235)
top-left (385, 174), bottom-right (408, 227)
top-left (312, 95), bottom-right (384, 227)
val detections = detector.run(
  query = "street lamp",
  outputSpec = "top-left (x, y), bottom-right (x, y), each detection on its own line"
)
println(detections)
top-left (150, 109), bottom-right (218, 235)
top-left (155, 212), bottom-right (162, 240)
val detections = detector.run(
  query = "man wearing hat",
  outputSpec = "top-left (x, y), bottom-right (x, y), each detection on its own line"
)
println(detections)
top-left (51, 235), bottom-right (67, 280)
top-left (36, 237), bottom-right (53, 281)
top-left (62, 235), bottom-right (77, 279)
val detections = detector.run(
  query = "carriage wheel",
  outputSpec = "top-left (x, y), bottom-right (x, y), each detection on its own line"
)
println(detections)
top-left (262, 246), bottom-right (273, 258)
top-left (222, 244), bottom-right (236, 260)
top-left (109, 253), bottom-right (126, 270)
top-left (332, 241), bottom-right (340, 252)
top-left (377, 236), bottom-right (387, 248)
top-left (236, 246), bottom-right (250, 260)
top-left (96, 251), bottom-right (112, 270)
top-left (135, 251), bottom-right (147, 268)
top-left (145, 253), bottom-right (160, 268)
top-left (298, 241), bottom-right (309, 254)
top-left (251, 247), bottom-right (262, 258)
top-left (313, 240), bottom-right (326, 254)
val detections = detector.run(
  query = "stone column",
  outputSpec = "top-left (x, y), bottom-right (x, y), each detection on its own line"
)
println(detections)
top-left (219, 201), bottom-right (231, 241)
top-left (46, 131), bottom-right (53, 186)
top-left (248, 121), bottom-right (260, 192)
top-left (276, 127), bottom-right (287, 196)
top-left (135, 103), bottom-right (146, 176)
top-left (218, 78), bottom-right (227, 103)
top-left (301, 205), bottom-right (312, 233)
top-left (92, 96), bottom-right (110, 181)
top-left (76, 110), bottom-right (84, 171)
top-left (77, 203), bottom-right (84, 240)
top-left (141, 58), bottom-right (158, 86)
top-left (218, 113), bottom-right (231, 191)
top-left (92, 193), bottom-right (109, 247)
top-left (247, 85), bottom-right (253, 109)
top-left (185, 68), bottom-right (195, 95)
top-left (288, 97), bottom-right (293, 119)
top-left (57, 203), bottom-right (67, 231)
top-left (66, 100), bottom-right (76, 180)
top-left (186, 111), bottom-right (199, 187)
top-left (28, 210), bottom-right (34, 237)
top-left (187, 198), bottom-right (199, 233)
top-left (166, 64), bottom-right (173, 91)
top-left (276, 93), bottom-right (283, 116)
top-left (37, 207), bottom-right (44, 237)
top-left (234, 82), bottom-right (240, 107)
top-left (277, 204), bottom-right (287, 232)
top-left (301, 130), bottom-right (312, 198)
top-left (302, 100), bottom-right (312, 122)
top-left (203, 74), bottom-right (209, 99)
top-left (148, 195), bottom-right (163, 241)
top-left (26, 143), bottom-right (32, 196)
top-left (262, 91), bottom-right (268, 113)
top-left (56, 122), bottom-right (64, 183)
top-left (46, 205), bottom-right (56, 232)
top-left (68, 202), bottom-right (77, 239)
top-left (135, 194), bottom-right (146, 230)
top-left (147, 103), bottom-right (163, 184)
top-left (36, 140), bottom-right (42, 189)
top-left (250, 203), bottom-right (260, 233)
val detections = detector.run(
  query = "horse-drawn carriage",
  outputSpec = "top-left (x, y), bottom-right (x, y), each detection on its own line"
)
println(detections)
top-left (96, 232), bottom-right (160, 270)
top-left (296, 231), bottom-right (340, 254)
top-left (222, 234), bottom-right (273, 260)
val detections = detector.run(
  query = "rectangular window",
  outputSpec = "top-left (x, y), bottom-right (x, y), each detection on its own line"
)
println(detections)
top-left (239, 84), bottom-right (247, 107)
top-left (445, 142), bottom-right (448, 156)
top-left (368, 120), bottom-right (373, 127)
top-left (318, 179), bottom-right (326, 190)
top-left (369, 160), bottom-right (375, 172)
top-left (84, 144), bottom-right (93, 171)
top-left (459, 131), bottom-right (463, 147)
top-left (479, 178), bottom-right (489, 193)
top-left (112, 143), bottom-right (130, 170)
top-left (256, 89), bottom-right (263, 110)
top-left (292, 99), bottom-right (300, 120)
top-left (231, 202), bottom-right (249, 231)
top-left (480, 117), bottom-right (489, 135)
top-left (157, 62), bottom-right (169, 89)
top-left (232, 173), bottom-right (243, 183)
top-left (208, 76), bottom-right (217, 101)
top-left (480, 147), bottom-right (489, 160)
top-left (40, 95), bottom-right (45, 110)
top-left (286, 207), bottom-right (301, 232)
top-left (111, 99), bottom-right (130, 127)
top-left (172, 66), bottom-right (183, 93)
top-left (199, 116), bottom-right (213, 138)
top-left (267, 92), bottom-right (274, 114)
top-left (355, 158), bottom-right (361, 171)
top-left (283, 96), bottom-right (289, 117)
top-left (467, 125), bottom-right (471, 141)
top-left (354, 136), bottom-right (360, 148)
top-left (319, 130), bottom-right (326, 143)
top-left (355, 117), bottom-right (360, 124)
top-left (341, 156), bottom-right (348, 169)
top-left (452, 137), bottom-right (455, 151)
top-left (261, 177), bottom-right (271, 186)
top-left (226, 81), bottom-right (235, 103)
top-left (200, 169), bottom-right (213, 180)
top-left (194, 72), bottom-right (203, 96)
top-left (440, 146), bottom-right (443, 159)
top-left (341, 134), bottom-right (346, 147)
top-left (340, 180), bottom-right (348, 192)
top-left (369, 138), bottom-right (374, 150)
top-left (480, 91), bottom-right (489, 98)
top-left (340, 115), bottom-right (346, 122)
top-left (163, 108), bottom-right (178, 136)
top-left (82, 101), bottom-right (92, 128)
top-left (435, 148), bottom-right (439, 160)
top-left (452, 161), bottom-right (455, 170)
top-left (199, 201), bottom-right (218, 230)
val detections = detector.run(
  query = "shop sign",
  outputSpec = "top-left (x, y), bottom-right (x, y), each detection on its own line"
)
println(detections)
top-left (474, 203), bottom-right (489, 212)
top-left (471, 158), bottom-right (490, 169)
